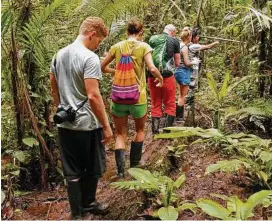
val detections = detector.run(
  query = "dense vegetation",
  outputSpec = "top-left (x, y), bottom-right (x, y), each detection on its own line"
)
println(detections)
top-left (1, 0), bottom-right (272, 220)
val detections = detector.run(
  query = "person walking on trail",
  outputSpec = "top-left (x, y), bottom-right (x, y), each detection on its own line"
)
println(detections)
top-left (175, 27), bottom-right (200, 121)
top-left (101, 18), bottom-right (163, 179)
top-left (49, 17), bottom-right (112, 219)
top-left (148, 24), bottom-right (181, 134)
top-left (188, 28), bottom-right (219, 90)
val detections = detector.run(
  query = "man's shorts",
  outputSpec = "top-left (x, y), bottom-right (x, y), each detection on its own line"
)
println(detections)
top-left (110, 102), bottom-right (147, 119)
top-left (174, 66), bottom-right (192, 85)
top-left (58, 127), bottom-right (106, 181)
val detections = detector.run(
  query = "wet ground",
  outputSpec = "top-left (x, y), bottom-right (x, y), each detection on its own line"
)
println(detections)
top-left (5, 116), bottom-right (272, 220)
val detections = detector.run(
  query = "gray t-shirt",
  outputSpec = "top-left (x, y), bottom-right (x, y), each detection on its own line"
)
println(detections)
top-left (188, 43), bottom-right (201, 60)
top-left (50, 37), bottom-right (102, 131)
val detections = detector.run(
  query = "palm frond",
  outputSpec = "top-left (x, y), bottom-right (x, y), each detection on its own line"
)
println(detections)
top-left (19, 0), bottom-right (70, 72)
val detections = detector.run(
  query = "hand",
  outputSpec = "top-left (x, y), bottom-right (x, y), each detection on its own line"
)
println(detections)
top-left (154, 77), bottom-right (163, 87)
top-left (102, 125), bottom-right (113, 144)
top-left (214, 41), bottom-right (220, 45)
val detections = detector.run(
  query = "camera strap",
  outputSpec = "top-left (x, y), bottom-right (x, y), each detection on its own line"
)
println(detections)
top-left (75, 99), bottom-right (88, 113)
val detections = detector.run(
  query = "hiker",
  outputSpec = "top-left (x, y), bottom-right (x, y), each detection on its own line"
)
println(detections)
top-left (148, 24), bottom-right (181, 134)
top-left (49, 17), bottom-right (112, 219)
top-left (101, 18), bottom-right (163, 178)
top-left (188, 28), bottom-right (219, 90)
top-left (175, 27), bottom-right (200, 121)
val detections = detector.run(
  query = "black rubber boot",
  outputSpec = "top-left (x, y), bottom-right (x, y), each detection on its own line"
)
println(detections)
top-left (163, 114), bottom-right (175, 133)
top-left (152, 117), bottom-right (161, 134)
top-left (81, 177), bottom-right (108, 215)
top-left (67, 180), bottom-right (82, 220)
top-left (115, 149), bottom-right (125, 178)
top-left (130, 142), bottom-right (143, 168)
top-left (176, 105), bottom-right (184, 121)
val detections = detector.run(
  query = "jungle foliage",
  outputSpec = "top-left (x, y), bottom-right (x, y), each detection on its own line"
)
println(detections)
top-left (1, 0), bottom-right (272, 219)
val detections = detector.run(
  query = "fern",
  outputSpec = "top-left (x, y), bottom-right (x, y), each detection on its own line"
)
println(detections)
top-left (205, 159), bottom-right (251, 175)
top-left (111, 168), bottom-right (186, 208)
top-left (1, 10), bottom-right (13, 39)
top-left (20, 0), bottom-right (70, 72)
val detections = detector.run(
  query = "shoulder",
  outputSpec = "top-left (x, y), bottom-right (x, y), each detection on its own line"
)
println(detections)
top-left (189, 43), bottom-right (201, 51)
top-left (167, 36), bottom-right (179, 46)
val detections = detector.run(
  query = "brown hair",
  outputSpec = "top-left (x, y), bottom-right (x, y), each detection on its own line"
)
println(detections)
top-left (79, 17), bottom-right (108, 37)
top-left (180, 26), bottom-right (192, 41)
top-left (127, 18), bottom-right (143, 35)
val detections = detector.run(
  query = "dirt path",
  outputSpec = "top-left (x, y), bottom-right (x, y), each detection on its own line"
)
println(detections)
top-left (9, 117), bottom-right (271, 220)
top-left (10, 118), bottom-right (171, 220)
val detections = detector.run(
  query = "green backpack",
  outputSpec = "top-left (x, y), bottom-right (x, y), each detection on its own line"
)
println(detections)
top-left (149, 34), bottom-right (168, 71)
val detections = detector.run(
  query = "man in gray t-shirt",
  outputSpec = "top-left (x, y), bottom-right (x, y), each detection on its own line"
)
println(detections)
top-left (49, 17), bottom-right (112, 219)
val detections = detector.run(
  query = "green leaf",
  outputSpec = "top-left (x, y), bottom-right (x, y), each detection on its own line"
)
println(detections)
top-left (9, 170), bottom-right (20, 176)
top-left (23, 137), bottom-right (39, 147)
top-left (177, 203), bottom-right (197, 213)
top-left (205, 159), bottom-right (250, 175)
top-left (206, 72), bottom-right (219, 101)
top-left (173, 174), bottom-right (186, 188)
top-left (242, 190), bottom-right (272, 219)
top-left (258, 171), bottom-right (268, 183)
top-left (219, 72), bottom-right (230, 100)
top-left (128, 168), bottom-right (159, 189)
top-left (259, 151), bottom-right (272, 162)
top-left (158, 206), bottom-right (178, 221)
top-left (13, 151), bottom-right (31, 164)
top-left (197, 199), bottom-right (231, 220)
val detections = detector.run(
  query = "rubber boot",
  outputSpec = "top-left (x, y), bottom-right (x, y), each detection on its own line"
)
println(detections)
top-left (152, 117), bottom-right (160, 135)
top-left (81, 177), bottom-right (108, 215)
top-left (163, 114), bottom-right (175, 133)
top-left (67, 180), bottom-right (82, 220)
top-left (115, 149), bottom-right (125, 178)
top-left (130, 142), bottom-right (143, 168)
top-left (176, 105), bottom-right (184, 122)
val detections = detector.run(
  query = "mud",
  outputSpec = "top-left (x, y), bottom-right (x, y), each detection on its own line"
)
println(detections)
top-left (8, 117), bottom-right (271, 220)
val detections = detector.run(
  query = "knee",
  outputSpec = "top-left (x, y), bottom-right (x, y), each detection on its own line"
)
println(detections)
top-left (135, 130), bottom-right (145, 138)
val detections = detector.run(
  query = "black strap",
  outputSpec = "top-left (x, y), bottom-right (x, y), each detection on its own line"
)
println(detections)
top-left (75, 99), bottom-right (88, 112)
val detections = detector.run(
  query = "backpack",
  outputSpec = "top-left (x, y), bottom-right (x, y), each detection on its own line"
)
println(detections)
top-left (111, 41), bottom-right (140, 104)
top-left (149, 34), bottom-right (168, 71)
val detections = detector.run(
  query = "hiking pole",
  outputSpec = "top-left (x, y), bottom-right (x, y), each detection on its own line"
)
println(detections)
top-left (199, 35), bottom-right (245, 43)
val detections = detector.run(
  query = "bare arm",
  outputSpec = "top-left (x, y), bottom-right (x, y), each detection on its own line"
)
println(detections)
top-left (84, 78), bottom-right (110, 127)
top-left (199, 41), bottom-right (219, 51)
top-left (144, 52), bottom-right (163, 80)
top-left (101, 53), bottom-right (115, 74)
top-left (182, 47), bottom-right (194, 67)
top-left (173, 53), bottom-right (181, 67)
top-left (49, 73), bottom-right (60, 107)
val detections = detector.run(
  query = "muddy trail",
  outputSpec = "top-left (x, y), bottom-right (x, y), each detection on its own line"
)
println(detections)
top-left (8, 115), bottom-right (271, 220)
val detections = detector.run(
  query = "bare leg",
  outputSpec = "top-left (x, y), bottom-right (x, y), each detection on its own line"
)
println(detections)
top-left (134, 114), bottom-right (147, 142)
top-left (113, 116), bottom-right (128, 150)
top-left (178, 84), bottom-right (189, 106)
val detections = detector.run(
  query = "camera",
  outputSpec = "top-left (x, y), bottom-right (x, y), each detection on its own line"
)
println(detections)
top-left (53, 105), bottom-right (76, 124)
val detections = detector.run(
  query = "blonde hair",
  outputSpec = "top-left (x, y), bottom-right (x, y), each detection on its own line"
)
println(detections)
top-left (79, 17), bottom-right (108, 37)
top-left (180, 27), bottom-right (192, 41)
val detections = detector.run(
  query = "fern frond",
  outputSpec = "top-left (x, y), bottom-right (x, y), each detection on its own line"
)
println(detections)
top-left (205, 159), bottom-right (251, 175)
top-left (1, 10), bottom-right (14, 39)
top-left (19, 0), bottom-right (70, 71)
top-left (111, 180), bottom-right (144, 190)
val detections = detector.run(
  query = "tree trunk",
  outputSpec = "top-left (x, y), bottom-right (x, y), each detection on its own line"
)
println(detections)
top-left (268, 22), bottom-right (272, 95)
top-left (258, 30), bottom-right (266, 97)
top-left (10, 27), bottom-right (23, 147)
